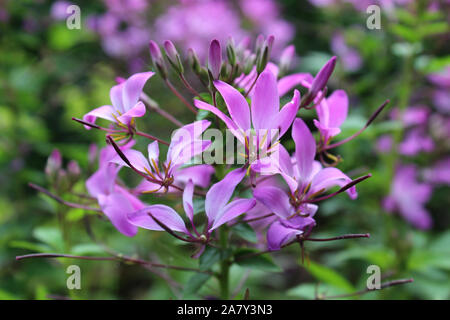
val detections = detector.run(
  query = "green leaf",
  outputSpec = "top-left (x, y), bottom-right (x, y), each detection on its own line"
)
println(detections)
top-left (71, 243), bottom-right (105, 256)
top-left (183, 273), bottom-right (211, 296)
top-left (287, 283), bottom-right (349, 300)
top-left (33, 226), bottom-right (64, 251)
top-left (196, 109), bottom-right (210, 121)
top-left (9, 240), bottom-right (51, 253)
top-left (235, 249), bottom-right (281, 272)
top-left (199, 246), bottom-right (222, 271)
top-left (232, 223), bottom-right (258, 243)
top-left (305, 261), bottom-right (355, 293)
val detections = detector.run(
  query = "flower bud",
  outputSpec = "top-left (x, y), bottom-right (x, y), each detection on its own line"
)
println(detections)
top-left (226, 37), bottom-right (236, 66)
top-left (149, 40), bottom-right (168, 79)
top-left (309, 56), bottom-right (337, 99)
top-left (45, 149), bottom-right (62, 180)
top-left (208, 39), bottom-right (222, 80)
top-left (67, 160), bottom-right (81, 185)
top-left (188, 48), bottom-right (201, 74)
top-left (163, 40), bottom-right (184, 74)
top-left (279, 45), bottom-right (295, 74)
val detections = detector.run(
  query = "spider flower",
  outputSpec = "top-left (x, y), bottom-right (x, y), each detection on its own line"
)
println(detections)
top-left (313, 89), bottom-right (349, 144)
top-left (86, 141), bottom-right (143, 237)
top-left (83, 71), bottom-right (154, 129)
top-left (195, 69), bottom-right (300, 166)
top-left (111, 120), bottom-right (213, 193)
top-left (383, 165), bottom-right (433, 230)
top-left (127, 168), bottom-right (256, 239)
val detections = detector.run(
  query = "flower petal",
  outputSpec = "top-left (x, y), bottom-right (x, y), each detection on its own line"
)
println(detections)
top-left (210, 198), bottom-right (256, 231)
top-left (117, 101), bottom-right (146, 125)
top-left (277, 73), bottom-right (312, 97)
top-left (173, 164), bottom-right (215, 188)
top-left (251, 69), bottom-right (280, 130)
top-left (205, 167), bottom-right (246, 224)
top-left (214, 80), bottom-right (251, 130)
top-left (274, 89), bottom-right (300, 137)
top-left (83, 105), bottom-right (116, 129)
top-left (182, 179), bottom-right (194, 223)
top-left (98, 192), bottom-right (139, 237)
top-left (122, 71), bottom-right (154, 111)
top-left (110, 149), bottom-right (151, 173)
top-left (253, 186), bottom-right (293, 219)
top-left (327, 89), bottom-right (348, 128)
top-left (128, 204), bottom-right (188, 233)
top-left (292, 118), bottom-right (316, 182)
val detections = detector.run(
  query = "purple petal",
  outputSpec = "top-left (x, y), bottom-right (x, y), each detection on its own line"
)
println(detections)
top-left (98, 192), bottom-right (139, 237)
top-left (86, 163), bottom-right (119, 198)
top-left (205, 167), bottom-right (246, 224)
top-left (83, 105), bottom-right (116, 129)
top-left (274, 89), bottom-right (300, 136)
top-left (128, 204), bottom-right (188, 233)
top-left (117, 101), bottom-right (146, 125)
top-left (277, 73), bottom-right (312, 97)
top-left (251, 69), bottom-right (280, 130)
top-left (267, 216), bottom-right (316, 251)
top-left (110, 149), bottom-right (151, 173)
top-left (253, 186), bottom-right (294, 219)
top-left (210, 198), bottom-right (256, 231)
top-left (123, 71), bottom-right (154, 111)
top-left (173, 164), bottom-right (215, 188)
top-left (147, 141), bottom-right (159, 164)
top-left (214, 80), bottom-right (251, 130)
top-left (293, 118), bottom-right (316, 182)
top-left (110, 83), bottom-right (125, 113)
top-left (327, 90), bottom-right (348, 128)
top-left (182, 179), bottom-right (194, 223)
top-left (309, 56), bottom-right (336, 98)
top-left (310, 167), bottom-right (356, 199)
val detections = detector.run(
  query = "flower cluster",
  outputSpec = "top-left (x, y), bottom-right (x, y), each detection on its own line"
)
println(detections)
top-left (49, 35), bottom-right (388, 255)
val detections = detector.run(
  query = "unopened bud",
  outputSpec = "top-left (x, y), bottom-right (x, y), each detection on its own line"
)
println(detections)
top-left (149, 40), bottom-right (168, 79)
top-left (67, 160), bottom-right (81, 185)
top-left (208, 39), bottom-right (222, 80)
top-left (309, 56), bottom-right (337, 99)
top-left (226, 37), bottom-right (236, 66)
top-left (188, 48), bottom-right (201, 74)
top-left (279, 45), bottom-right (295, 74)
top-left (45, 149), bottom-right (62, 179)
top-left (163, 40), bottom-right (184, 74)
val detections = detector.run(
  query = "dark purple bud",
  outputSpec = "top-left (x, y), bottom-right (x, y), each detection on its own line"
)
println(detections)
top-left (309, 56), bottom-right (337, 99)
top-left (208, 39), bottom-right (222, 79)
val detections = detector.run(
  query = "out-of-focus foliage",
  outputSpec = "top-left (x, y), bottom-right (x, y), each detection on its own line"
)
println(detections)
top-left (0, 0), bottom-right (448, 300)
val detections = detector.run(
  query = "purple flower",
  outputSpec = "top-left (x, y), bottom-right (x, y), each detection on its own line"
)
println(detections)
top-left (313, 89), bottom-right (349, 143)
top-left (83, 72), bottom-right (154, 128)
top-left (86, 141), bottom-right (143, 237)
top-left (252, 118), bottom-right (357, 249)
top-left (195, 69), bottom-right (301, 165)
top-left (383, 165), bottom-right (433, 229)
top-left (423, 157), bottom-right (450, 185)
top-left (128, 168), bottom-right (256, 238)
top-left (331, 33), bottom-right (362, 72)
top-left (399, 128), bottom-right (435, 156)
top-left (111, 121), bottom-right (213, 192)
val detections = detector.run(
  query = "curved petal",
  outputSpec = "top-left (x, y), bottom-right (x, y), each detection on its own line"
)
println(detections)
top-left (128, 204), bottom-right (188, 234)
top-left (277, 73), bottom-right (312, 97)
top-left (110, 149), bottom-right (151, 173)
top-left (253, 186), bottom-right (293, 219)
top-left (98, 192), bottom-right (138, 237)
top-left (274, 89), bottom-right (300, 137)
top-left (210, 198), bottom-right (256, 231)
top-left (292, 118), bottom-right (316, 182)
top-left (182, 180), bottom-right (194, 223)
top-left (214, 80), bottom-right (250, 130)
top-left (117, 101), bottom-right (146, 125)
top-left (123, 71), bottom-right (154, 111)
top-left (251, 70), bottom-right (280, 130)
top-left (205, 167), bottom-right (246, 223)
top-left (110, 83), bottom-right (125, 113)
top-left (173, 164), bottom-right (215, 188)
top-left (310, 167), bottom-right (356, 199)
top-left (266, 220), bottom-right (302, 251)
top-left (86, 163), bottom-right (119, 198)
top-left (194, 99), bottom-right (244, 142)
top-left (327, 90), bottom-right (348, 128)
top-left (147, 141), bottom-right (159, 165)
top-left (83, 105), bottom-right (116, 129)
